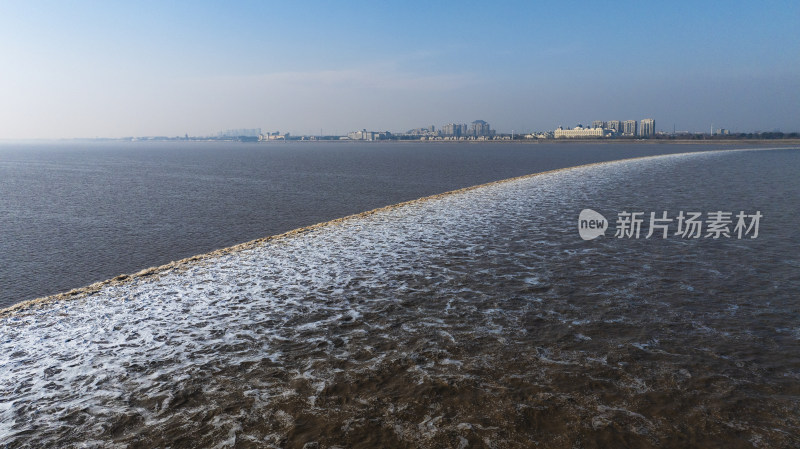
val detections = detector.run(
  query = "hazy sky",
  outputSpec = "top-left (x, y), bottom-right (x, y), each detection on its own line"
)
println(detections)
top-left (1, 0), bottom-right (798, 138)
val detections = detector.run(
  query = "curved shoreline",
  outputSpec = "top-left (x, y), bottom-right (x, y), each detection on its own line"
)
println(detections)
top-left (1, 146), bottom-right (794, 318)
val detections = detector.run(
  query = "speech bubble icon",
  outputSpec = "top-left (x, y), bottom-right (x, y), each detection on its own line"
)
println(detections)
top-left (578, 209), bottom-right (608, 240)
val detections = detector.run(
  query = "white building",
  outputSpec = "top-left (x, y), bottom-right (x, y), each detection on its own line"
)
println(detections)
top-left (259, 131), bottom-right (289, 141)
top-left (623, 120), bottom-right (637, 136)
top-left (468, 120), bottom-right (494, 137)
top-left (640, 119), bottom-right (655, 137)
top-left (441, 123), bottom-right (467, 137)
top-left (347, 129), bottom-right (390, 141)
top-left (554, 126), bottom-right (605, 138)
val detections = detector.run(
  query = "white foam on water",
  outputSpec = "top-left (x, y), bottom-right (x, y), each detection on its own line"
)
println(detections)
top-left (2, 148), bottom-right (798, 447)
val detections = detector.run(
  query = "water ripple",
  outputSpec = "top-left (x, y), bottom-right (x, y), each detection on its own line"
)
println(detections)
top-left (2, 149), bottom-right (799, 448)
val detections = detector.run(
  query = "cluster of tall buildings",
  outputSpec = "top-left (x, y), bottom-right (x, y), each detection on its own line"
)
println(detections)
top-left (346, 129), bottom-right (392, 141)
top-left (439, 120), bottom-right (494, 138)
top-left (225, 118), bottom-right (662, 141)
top-left (554, 119), bottom-right (655, 138)
top-left (350, 120), bottom-right (496, 140)
top-left (598, 119), bottom-right (654, 136)
top-left (404, 120), bottom-right (496, 138)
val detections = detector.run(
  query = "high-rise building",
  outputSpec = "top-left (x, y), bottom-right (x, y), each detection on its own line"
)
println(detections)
top-left (405, 126), bottom-right (437, 136)
top-left (606, 120), bottom-right (621, 134)
top-left (640, 119), bottom-right (655, 137)
top-left (592, 120), bottom-right (606, 129)
top-left (640, 118), bottom-right (655, 136)
top-left (441, 123), bottom-right (466, 137)
top-left (469, 120), bottom-right (494, 137)
top-left (623, 120), bottom-right (637, 136)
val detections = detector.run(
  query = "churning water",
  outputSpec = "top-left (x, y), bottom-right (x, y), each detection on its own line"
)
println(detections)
top-left (1, 147), bottom-right (799, 448)
top-left (0, 140), bottom-right (760, 308)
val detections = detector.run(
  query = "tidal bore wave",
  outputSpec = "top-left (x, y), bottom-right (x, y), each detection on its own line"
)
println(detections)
top-left (2, 149), bottom-right (799, 448)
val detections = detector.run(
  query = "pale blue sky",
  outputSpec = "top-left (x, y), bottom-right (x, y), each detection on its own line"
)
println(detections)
top-left (1, 0), bottom-right (798, 138)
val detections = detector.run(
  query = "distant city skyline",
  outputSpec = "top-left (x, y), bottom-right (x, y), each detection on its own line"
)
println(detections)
top-left (1, 1), bottom-right (798, 139)
top-left (187, 117), bottom-right (797, 141)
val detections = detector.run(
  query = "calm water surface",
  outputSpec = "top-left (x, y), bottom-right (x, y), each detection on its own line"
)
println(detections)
top-left (0, 141), bottom-right (762, 307)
